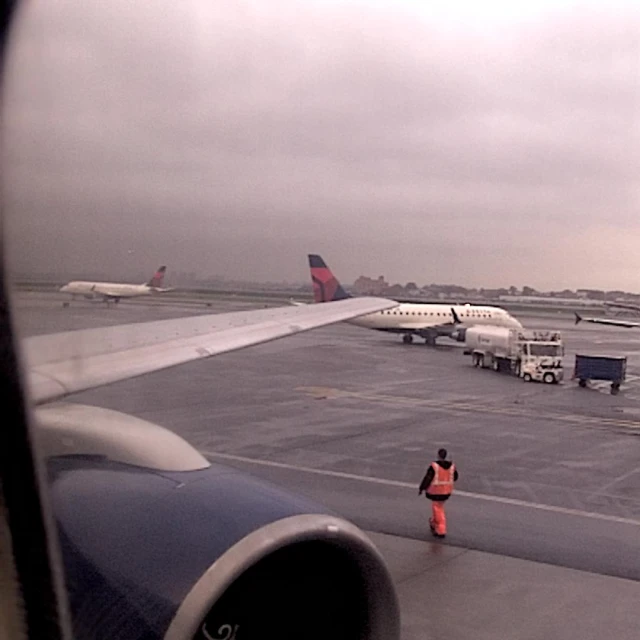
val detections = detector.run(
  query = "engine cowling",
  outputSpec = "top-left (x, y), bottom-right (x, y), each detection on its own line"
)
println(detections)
top-left (38, 404), bottom-right (400, 640)
top-left (450, 328), bottom-right (467, 342)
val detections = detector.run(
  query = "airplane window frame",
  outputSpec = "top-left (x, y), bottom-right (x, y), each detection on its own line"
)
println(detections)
top-left (0, 2), bottom-right (74, 637)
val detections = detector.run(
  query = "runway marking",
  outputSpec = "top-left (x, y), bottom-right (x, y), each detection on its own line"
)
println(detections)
top-left (594, 466), bottom-right (640, 495)
top-left (203, 451), bottom-right (640, 527)
top-left (296, 386), bottom-right (640, 431)
top-left (590, 374), bottom-right (640, 394)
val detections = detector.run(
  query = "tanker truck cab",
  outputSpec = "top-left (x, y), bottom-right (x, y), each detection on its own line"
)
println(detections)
top-left (517, 332), bottom-right (564, 383)
top-left (465, 327), bottom-right (564, 384)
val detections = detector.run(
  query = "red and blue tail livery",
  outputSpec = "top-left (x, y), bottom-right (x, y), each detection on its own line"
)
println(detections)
top-left (308, 254), bottom-right (352, 303)
top-left (147, 265), bottom-right (167, 288)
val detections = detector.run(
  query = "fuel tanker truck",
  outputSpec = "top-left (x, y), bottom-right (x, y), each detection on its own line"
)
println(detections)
top-left (464, 327), bottom-right (564, 383)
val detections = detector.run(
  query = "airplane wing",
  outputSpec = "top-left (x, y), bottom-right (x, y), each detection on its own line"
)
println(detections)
top-left (24, 297), bottom-right (397, 404)
top-left (574, 312), bottom-right (640, 329)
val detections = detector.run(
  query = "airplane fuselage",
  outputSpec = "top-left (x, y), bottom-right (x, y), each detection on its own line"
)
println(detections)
top-left (60, 281), bottom-right (157, 300)
top-left (350, 302), bottom-right (522, 334)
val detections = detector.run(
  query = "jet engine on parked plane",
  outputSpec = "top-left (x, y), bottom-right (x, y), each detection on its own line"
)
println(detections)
top-left (451, 328), bottom-right (467, 342)
top-left (36, 404), bottom-right (400, 640)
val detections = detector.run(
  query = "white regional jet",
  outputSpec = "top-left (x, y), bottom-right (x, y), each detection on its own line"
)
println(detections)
top-left (59, 265), bottom-right (173, 306)
top-left (309, 254), bottom-right (523, 345)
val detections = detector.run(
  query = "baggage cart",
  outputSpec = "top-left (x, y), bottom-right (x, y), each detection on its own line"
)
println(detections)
top-left (573, 354), bottom-right (626, 395)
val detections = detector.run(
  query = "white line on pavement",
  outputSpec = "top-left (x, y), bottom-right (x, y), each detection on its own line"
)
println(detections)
top-left (202, 450), bottom-right (640, 527)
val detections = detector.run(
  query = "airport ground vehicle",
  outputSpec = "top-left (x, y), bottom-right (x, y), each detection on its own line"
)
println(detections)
top-left (465, 327), bottom-right (564, 383)
top-left (573, 354), bottom-right (627, 395)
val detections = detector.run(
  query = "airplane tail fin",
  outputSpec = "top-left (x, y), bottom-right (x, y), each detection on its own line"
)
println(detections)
top-left (574, 312), bottom-right (582, 325)
top-left (146, 265), bottom-right (167, 288)
top-left (308, 254), bottom-right (352, 303)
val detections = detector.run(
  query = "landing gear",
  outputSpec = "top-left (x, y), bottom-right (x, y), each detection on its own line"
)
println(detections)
top-left (423, 334), bottom-right (437, 346)
top-left (402, 334), bottom-right (413, 345)
top-left (62, 301), bottom-right (70, 308)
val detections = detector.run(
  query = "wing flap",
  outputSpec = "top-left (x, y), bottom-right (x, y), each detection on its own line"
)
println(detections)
top-left (25, 297), bottom-right (396, 404)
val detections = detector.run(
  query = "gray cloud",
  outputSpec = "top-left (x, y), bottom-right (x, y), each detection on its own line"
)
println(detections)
top-left (3, 0), bottom-right (640, 289)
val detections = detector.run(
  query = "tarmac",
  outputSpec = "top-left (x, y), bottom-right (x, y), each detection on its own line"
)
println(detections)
top-left (15, 291), bottom-right (640, 639)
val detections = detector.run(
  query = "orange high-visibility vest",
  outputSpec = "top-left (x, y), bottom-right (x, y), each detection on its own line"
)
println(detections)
top-left (428, 462), bottom-right (455, 496)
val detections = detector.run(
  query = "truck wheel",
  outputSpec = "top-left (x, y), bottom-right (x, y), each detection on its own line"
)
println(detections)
top-left (578, 379), bottom-right (587, 388)
top-left (543, 372), bottom-right (555, 384)
top-left (611, 383), bottom-right (620, 395)
top-left (523, 373), bottom-right (532, 382)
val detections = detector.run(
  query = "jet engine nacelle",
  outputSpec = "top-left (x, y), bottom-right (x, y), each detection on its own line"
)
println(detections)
top-left (451, 328), bottom-right (467, 342)
top-left (38, 404), bottom-right (400, 640)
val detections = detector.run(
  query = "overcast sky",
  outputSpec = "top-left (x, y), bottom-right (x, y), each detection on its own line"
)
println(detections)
top-left (3, 0), bottom-right (640, 290)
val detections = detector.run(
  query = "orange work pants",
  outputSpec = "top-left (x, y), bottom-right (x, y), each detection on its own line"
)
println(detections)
top-left (429, 500), bottom-right (447, 535)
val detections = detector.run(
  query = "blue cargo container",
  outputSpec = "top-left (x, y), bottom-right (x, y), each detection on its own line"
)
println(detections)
top-left (573, 354), bottom-right (626, 394)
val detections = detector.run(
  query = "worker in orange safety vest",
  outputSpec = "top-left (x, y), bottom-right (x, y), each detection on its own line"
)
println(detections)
top-left (418, 448), bottom-right (458, 538)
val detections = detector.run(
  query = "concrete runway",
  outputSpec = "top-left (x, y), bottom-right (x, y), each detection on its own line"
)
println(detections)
top-left (16, 292), bottom-right (640, 639)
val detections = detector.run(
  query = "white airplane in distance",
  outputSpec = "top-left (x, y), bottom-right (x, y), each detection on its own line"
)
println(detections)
top-left (575, 312), bottom-right (640, 329)
top-left (59, 265), bottom-right (173, 306)
top-left (308, 254), bottom-right (523, 345)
